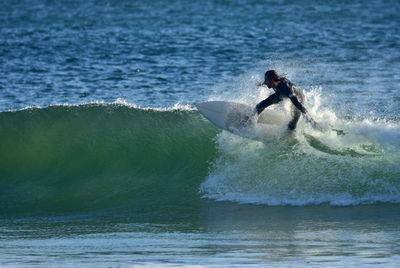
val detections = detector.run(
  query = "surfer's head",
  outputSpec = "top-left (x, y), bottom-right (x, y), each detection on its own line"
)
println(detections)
top-left (264, 70), bottom-right (281, 89)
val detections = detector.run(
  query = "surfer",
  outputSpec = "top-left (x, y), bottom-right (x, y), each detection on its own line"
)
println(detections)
top-left (256, 70), bottom-right (317, 130)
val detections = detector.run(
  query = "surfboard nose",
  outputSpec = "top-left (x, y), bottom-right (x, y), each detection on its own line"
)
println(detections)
top-left (196, 102), bottom-right (208, 113)
top-left (195, 102), bottom-right (204, 110)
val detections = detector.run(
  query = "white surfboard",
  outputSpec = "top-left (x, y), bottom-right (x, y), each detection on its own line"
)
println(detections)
top-left (196, 101), bottom-right (290, 139)
top-left (197, 101), bottom-right (336, 143)
top-left (196, 101), bottom-right (256, 133)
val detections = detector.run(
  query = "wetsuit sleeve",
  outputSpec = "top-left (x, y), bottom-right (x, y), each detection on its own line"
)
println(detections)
top-left (255, 93), bottom-right (281, 114)
top-left (289, 94), bottom-right (308, 114)
top-left (289, 92), bottom-right (318, 128)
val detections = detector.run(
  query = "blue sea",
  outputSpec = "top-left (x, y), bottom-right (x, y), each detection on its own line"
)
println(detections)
top-left (1, 0), bottom-right (400, 267)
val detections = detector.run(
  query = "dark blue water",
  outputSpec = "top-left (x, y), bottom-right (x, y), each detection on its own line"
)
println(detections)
top-left (2, 0), bottom-right (399, 115)
top-left (1, 0), bottom-right (400, 266)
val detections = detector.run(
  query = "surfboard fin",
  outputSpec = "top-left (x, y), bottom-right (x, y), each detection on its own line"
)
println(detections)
top-left (332, 129), bottom-right (346, 136)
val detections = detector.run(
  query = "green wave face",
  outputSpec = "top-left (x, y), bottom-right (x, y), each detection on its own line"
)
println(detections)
top-left (0, 104), bottom-right (218, 215)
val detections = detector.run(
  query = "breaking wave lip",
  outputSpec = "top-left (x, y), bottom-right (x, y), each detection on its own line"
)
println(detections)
top-left (2, 99), bottom-right (197, 113)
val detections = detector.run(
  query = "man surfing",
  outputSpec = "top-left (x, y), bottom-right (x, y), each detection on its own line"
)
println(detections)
top-left (256, 70), bottom-right (318, 130)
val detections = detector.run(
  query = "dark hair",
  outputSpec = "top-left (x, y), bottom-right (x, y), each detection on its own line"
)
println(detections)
top-left (265, 70), bottom-right (281, 82)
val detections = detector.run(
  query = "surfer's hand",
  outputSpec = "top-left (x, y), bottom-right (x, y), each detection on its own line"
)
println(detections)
top-left (243, 115), bottom-right (250, 122)
top-left (310, 119), bottom-right (318, 129)
top-left (304, 114), bottom-right (318, 129)
top-left (241, 115), bottom-right (253, 126)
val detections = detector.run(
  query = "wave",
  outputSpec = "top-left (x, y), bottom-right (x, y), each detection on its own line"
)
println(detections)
top-left (1, 102), bottom-right (399, 216)
top-left (0, 103), bottom-right (218, 216)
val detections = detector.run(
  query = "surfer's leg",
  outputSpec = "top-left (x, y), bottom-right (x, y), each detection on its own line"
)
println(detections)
top-left (288, 106), bottom-right (301, 130)
top-left (288, 92), bottom-right (304, 130)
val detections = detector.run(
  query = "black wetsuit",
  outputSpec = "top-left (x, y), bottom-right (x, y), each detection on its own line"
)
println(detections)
top-left (256, 78), bottom-right (308, 130)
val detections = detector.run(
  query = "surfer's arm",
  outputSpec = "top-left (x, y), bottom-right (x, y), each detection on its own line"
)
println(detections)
top-left (255, 93), bottom-right (281, 114)
top-left (289, 94), bottom-right (318, 128)
top-left (288, 94), bottom-right (307, 114)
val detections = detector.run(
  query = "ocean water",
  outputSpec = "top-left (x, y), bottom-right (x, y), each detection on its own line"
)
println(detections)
top-left (1, 0), bottom-right (400, 267)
